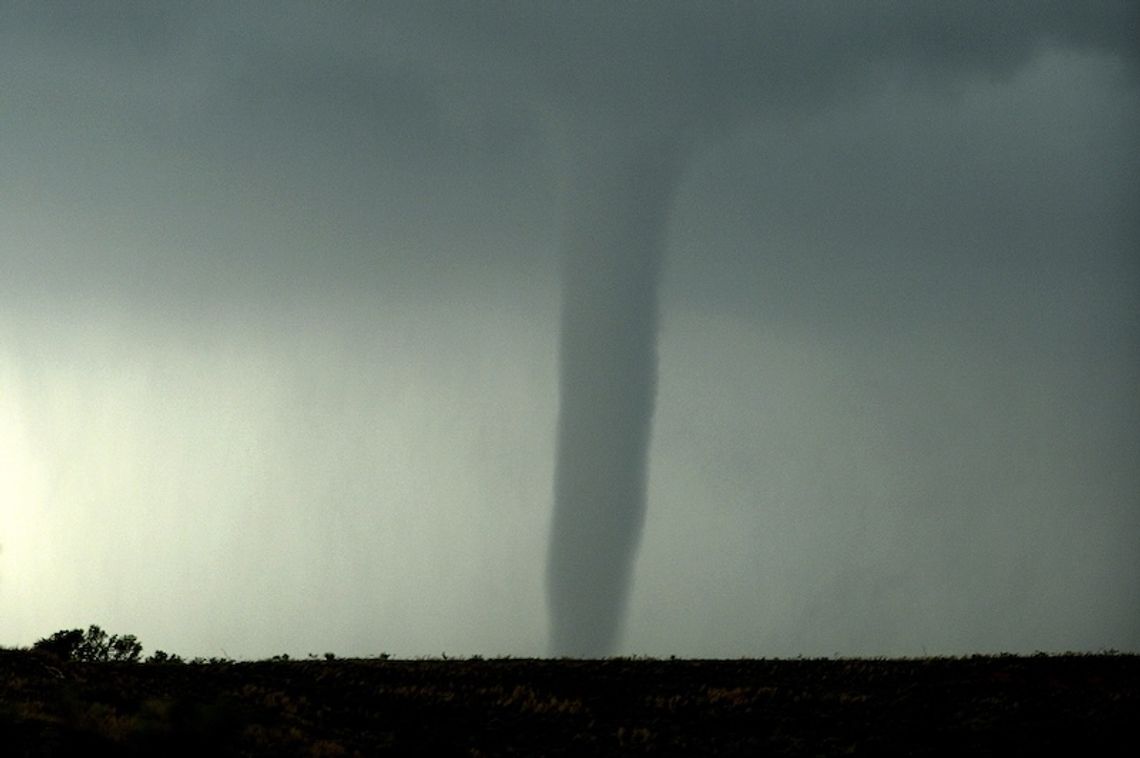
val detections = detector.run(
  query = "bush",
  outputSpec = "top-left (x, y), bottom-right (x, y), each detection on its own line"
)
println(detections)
top-left (145, 650), bottom-right (184, 664)
top-left (34, 625), bottom-right (143, 663)
top-left (33, 628), bottom-right (85, 660)
top-left (109, 633), bottom-right (143, 662)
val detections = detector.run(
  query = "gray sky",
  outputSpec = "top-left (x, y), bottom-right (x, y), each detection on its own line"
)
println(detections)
top-left (1, 1), bottom-right (1137, 658)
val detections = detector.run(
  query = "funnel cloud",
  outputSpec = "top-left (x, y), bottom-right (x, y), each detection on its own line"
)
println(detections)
top-left (539, 2), bottom-right (1139, 656)
top-left (548, 133), bottom-right (687, 657)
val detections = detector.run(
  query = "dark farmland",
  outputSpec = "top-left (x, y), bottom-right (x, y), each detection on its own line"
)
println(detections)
top-left (2, 650), bottom-right (1135, 756)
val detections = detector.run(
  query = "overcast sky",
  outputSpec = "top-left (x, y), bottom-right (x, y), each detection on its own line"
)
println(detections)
top-left (1, 1), bottom-right (1137, 659)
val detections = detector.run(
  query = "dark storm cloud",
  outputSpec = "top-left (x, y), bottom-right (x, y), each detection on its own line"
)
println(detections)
top-left (1, 1), bottom-right (555, 310)
top-left (670, 50), bottom-right (1140, 329)
top-left (3, 1), bottom-right (1135, 309)
top-left (7, 1), bottom-right (1137, 142)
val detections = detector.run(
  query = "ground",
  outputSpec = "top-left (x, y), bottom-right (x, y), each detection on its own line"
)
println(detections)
top-left (1, 650), bottom-right (1134, 756)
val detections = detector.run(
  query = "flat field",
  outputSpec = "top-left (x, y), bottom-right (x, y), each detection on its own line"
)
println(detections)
top-left (1, 650), bottom-right (1134, 756)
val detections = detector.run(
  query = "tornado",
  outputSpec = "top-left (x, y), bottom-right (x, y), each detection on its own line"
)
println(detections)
top-left (546, 131), bottom-right (687, 657)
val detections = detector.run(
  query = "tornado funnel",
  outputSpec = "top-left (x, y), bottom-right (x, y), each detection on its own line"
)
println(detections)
top-left (546, 134), bottom-right (684, 657)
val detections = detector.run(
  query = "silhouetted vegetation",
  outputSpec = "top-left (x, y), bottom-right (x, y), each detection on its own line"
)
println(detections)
top-left (144, 650), bottom-right (184, 665)
top-left (1, 641), bottom-right (1136, 756)
top-left (33, 625), bottom-right (142, 664)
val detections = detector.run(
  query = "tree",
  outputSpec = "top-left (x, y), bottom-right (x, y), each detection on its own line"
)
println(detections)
top-left (33, 625), bottom-right (143, 663)
top-left (108, 633), bottom-right (142, 663)
top-left (33, 628), bottom-right (85, 660)
top-left (76, 625), bottom-right (109, 661)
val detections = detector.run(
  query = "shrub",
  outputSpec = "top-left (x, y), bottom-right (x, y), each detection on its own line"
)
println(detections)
top-left (33, 625), bottom-right (143, 663)
top-left (109, 634), bottom-right (143, 662)
top-left (77, 625), bottom-right (110, 661)
top-left (33, 628), bottom-right (85, 660)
